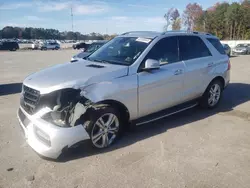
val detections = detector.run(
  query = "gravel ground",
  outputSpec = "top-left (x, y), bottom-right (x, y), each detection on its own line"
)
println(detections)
top-left (0, 50), bottom-right (250, 188)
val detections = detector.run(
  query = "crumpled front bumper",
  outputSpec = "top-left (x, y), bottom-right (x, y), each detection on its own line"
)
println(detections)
top-left (17, 107), bottom-right (90, 159)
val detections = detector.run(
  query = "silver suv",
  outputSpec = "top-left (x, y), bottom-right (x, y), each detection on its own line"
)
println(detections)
top-left (17, 31), bottom-right (230, 159)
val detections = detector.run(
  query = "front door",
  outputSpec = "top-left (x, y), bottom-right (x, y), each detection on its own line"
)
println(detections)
top-left (137, 36), bottom-right (185, 118)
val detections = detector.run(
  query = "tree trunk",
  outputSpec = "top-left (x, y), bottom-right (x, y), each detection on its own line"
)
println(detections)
top-left (230, 24), bottom-right (233, 40)
top-left (237, 23), bottom-right (241, 40)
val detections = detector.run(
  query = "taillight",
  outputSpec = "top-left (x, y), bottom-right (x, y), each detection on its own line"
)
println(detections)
top-left (227, 59), bottom-right (231, 70)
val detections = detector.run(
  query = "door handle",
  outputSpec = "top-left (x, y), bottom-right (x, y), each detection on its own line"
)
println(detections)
top-left (174, 69), bottom-right (183, 75)
top-left (207, 62), bottom-right (214, 67)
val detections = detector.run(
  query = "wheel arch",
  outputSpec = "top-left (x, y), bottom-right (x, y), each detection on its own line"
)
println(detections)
top-left (210, 76), bottom-right (225, 88)
top-left (95, 99), bottom-right (130, 124)
top-left (202, 76), bottom-right (226, 97)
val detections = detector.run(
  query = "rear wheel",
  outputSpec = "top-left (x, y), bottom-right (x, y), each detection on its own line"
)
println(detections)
top-left (200, 80), bottom-right (223, 109)
top-left (85, 105), bottom-right (123, 149)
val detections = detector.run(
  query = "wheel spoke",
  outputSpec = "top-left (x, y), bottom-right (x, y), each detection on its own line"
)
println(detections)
top-left (102, 134), bottom-right (109, 147)
top-left (106, 114), bottom-right (116, 127)
top-left (215, 93), bottom-right (220, 98)
top-left (213, 84), bottom-right (218, 93)
top-left (109, 134), bottom-right (116, 145)
top-left (108, 127), bottom-right (118, 134)
top-left (92, 131), bottom-right (104, 144)
top-left (96, 118), bottom-right (105, 129)
top-left (208, 97), bottom-right (214, 104)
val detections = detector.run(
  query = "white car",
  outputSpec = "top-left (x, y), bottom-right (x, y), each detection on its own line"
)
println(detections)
top-left (17, 31), bottom-right (230, 159)
top-left (40, 42), bottom-right (60, 50)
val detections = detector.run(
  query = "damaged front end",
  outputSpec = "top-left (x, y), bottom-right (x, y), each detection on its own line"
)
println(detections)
top-left (21, 85), bottom-right (93, 128)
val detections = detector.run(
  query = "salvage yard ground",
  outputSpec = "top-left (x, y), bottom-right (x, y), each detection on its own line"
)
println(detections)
top-left (0, 50), bottom-right (250, 188)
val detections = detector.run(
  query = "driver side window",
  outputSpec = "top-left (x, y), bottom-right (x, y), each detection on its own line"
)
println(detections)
top-left (146, 36), bottom-right (179, 65)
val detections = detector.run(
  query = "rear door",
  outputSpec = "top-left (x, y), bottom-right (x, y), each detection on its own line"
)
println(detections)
top-left (179, 35), bottom-right (213, 101)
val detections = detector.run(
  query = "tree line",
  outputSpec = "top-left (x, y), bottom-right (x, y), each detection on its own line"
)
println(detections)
top-left (0, 26), bottom-right (116, 40)
top-left (164, 0), bottom-right (250, 40)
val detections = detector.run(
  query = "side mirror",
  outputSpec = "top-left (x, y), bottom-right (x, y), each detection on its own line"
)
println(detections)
top-left (142, 59), bottom-right (160, 71)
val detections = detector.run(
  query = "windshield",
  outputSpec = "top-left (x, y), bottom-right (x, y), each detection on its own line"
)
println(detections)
top-left (87, 37), bottom-right (151, 65)
top-left (86, 43), bottom-right (103, 53)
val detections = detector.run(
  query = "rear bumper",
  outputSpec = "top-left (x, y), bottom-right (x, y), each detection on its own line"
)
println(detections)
top-left (17, 107), bottom-right (90, 159)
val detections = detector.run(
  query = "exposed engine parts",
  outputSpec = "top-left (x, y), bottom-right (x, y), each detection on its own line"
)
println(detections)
top-left (41, 89), bottom-right (93, 127)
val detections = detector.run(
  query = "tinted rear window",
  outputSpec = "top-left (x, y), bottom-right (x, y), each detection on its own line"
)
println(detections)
top-left (207, 38), bottom-right (225, 55)
top-left (179, 36), bottom-right (212, 61)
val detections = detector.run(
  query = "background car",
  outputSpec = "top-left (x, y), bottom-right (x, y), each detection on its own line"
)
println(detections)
top-left (72, 42), bottom-right (89, 50)
top-left (232, 43), bottom-right (250, 55)
top-left (40, 42), bottom-right (60, 50)
top-left (71, 40), bottom-right (107, 61)
top-left (222, 43), bottom-right (231, 56)
top-left (0, 41), bottom-right (19, 51)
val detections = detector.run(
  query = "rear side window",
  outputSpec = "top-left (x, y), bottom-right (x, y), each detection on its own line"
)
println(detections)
top-left (179, 36), bottom-right (212, 61)
top-left (207, 38), bottom-right (225, 55)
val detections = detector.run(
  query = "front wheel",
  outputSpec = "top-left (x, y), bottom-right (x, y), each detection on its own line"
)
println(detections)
top-left (200, 80), bottom-right (223, 109)
top-left (85, 105), bottom-right (123, 149)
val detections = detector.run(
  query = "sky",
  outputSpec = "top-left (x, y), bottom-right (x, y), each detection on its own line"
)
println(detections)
top-left (0, 0), bottom-right (239, 34)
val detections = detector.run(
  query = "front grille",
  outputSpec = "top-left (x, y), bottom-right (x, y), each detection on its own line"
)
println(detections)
top-left (22, 85), bottom-right (40, 113)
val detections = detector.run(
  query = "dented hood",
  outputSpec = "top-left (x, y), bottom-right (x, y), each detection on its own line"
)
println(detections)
top-left (23, 60), bottom-right (128, 94)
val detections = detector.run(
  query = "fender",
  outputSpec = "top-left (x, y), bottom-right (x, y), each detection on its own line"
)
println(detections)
top-left (81, 74), bottom-right (139, 120)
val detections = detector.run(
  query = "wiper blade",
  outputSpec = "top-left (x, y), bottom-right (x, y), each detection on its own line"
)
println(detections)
top-left (87, 58), bottom-right (110, 64)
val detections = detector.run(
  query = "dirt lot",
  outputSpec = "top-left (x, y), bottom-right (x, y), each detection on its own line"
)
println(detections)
top-left (0, 50), bottom-right (250, 188)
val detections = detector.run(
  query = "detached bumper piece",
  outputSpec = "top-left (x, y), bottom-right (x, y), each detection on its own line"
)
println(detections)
top-left (17, 107), bottom-right (90, 159)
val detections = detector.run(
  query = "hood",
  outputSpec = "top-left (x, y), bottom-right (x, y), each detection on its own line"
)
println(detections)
top-left (23, 60), bottom-right (128, 94)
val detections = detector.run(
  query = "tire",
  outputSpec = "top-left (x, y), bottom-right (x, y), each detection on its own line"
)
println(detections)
top-left (199, 80), bottom-right (223, 109)
top-left (84, 105), bottom-right (123, 149)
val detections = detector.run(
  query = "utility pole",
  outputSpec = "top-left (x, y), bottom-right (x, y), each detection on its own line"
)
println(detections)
top-left (71, 5), bottom-right (74, 32)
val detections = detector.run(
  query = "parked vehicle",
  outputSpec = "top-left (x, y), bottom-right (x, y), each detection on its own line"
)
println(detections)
top-left (40, 42), bottom-right (60, 50)
top-left (0, 41), bottom-right (19, 51)
top-left (31, 41), bottom-right (42, 50)
top-left (17, 31), bottom-right (230, 159)
top-left (222, 44), bottom-right (231, 56)
top-left (232, 43), bottom-right (250, 55)
top-left (71, 40), bottom-right (108, 61)
top-left (72, 42), bottom-right (89, 50)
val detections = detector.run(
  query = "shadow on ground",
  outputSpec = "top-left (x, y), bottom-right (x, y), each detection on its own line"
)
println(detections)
top-left (47, 83), bottom-right (250, 162)
top-left (0, 83), bottom-right (22, 96)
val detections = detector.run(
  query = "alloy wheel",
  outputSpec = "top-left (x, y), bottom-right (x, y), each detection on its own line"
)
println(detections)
top-left (208, 83), bottom-right (221, 107)
top-left (91, 113), bottom-right (119, 148)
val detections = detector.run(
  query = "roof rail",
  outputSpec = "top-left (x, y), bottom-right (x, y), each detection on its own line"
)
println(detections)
top-left (162, 30), bottom-right (213, 36)
top-left (192, 31), bottom-right (212, 35)
top-left (121, 31), bottom-right (159, 35)
top-left (162, 30), bottom-right (191, 35)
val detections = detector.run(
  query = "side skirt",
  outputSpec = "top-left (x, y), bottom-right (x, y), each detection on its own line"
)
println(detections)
top-left (133, 99), bottom-right (199, 126)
